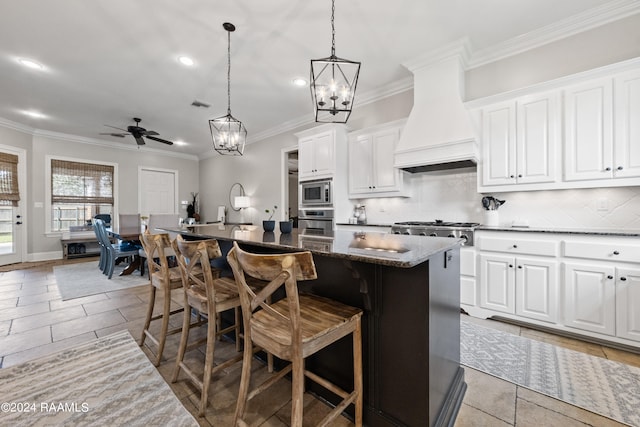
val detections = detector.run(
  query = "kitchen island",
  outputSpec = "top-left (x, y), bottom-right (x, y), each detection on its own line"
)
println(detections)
top-left (165, 224), bottom-right (466, 427)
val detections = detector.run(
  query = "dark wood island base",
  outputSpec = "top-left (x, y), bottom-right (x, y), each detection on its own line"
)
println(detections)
top-left (166, 226), bottom-right (467, 426)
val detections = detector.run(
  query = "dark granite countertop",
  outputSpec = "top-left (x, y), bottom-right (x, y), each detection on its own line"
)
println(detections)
top-left (477, 225), bottom-right (640, 237)
top-left (163, 225), bottom-right (461, 268)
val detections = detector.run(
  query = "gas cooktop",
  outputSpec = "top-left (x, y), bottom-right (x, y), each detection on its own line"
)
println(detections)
top-left (390, 220), bottom-right (480, 246)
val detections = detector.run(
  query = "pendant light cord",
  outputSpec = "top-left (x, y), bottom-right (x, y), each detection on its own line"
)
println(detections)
top-left (330, 0), bottom-right (336, 58)
top-left (227, 29), bottom-right (232, 116)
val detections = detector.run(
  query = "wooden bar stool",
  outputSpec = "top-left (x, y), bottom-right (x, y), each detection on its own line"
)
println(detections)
top-left (170, 237), bottom-right (246, 417)
top-left (227, 242), bottom-right (363, 427)
top-left (139, 232), bottom-right (203, 366)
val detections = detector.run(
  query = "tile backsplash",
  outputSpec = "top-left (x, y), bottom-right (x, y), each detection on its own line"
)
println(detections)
top-left (353, 169), bottom-right (640, 230)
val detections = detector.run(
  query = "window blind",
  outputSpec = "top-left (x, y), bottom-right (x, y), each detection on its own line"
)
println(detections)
top-left (0, 152), bottom-right (20, 206)
top-left (51, 159), bottom-right (114, 205)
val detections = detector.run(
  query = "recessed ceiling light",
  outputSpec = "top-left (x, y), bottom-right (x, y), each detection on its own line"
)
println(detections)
top-left (292, 78), bottom-right (308, 87)
top-left (18, 58), bottom-right (44, 70)
top-left (22, 110), bottom-right (46, 119)
top-left (178, 56), bottom-right (195, 66)
top-left (174, 140), bottom-right (187, 146)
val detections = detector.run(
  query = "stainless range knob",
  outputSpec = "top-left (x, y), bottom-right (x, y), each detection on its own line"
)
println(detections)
top-left (447, 234), bottom-right (455, 238)
top-left (402, 231), bottom-right (410, 235)
top-left (418, 232), bottom-right (427, 236)
top-left (429, 233), bottom-right (438, 237)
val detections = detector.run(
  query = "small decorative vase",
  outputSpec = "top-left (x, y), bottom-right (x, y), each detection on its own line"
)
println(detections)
top-left (262, 220), bottom-right (275, 232)
top-left (279, 221), bottom-right (293, 234)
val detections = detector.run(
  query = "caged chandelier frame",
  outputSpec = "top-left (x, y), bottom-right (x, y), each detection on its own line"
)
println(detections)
top-left (210, 22), bottom-right (247, 156)
top-left (310, 0), bottom-right (361, 124)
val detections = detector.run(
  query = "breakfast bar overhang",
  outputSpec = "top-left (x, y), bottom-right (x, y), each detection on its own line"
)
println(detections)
top-left (167, 225), bottom-right (467, 426)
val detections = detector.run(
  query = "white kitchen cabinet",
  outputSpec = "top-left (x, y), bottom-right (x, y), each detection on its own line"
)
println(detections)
top-left (296, 124), bottom-right (348, 182)
top-left (348, 120), bottom-right (408, 198)
top-left (613, 69), bottom-right (640, 179)
top-left (480, 92), bottom-right (559, 188)
top-left (616, 267), bottom-right (640, 342)
top-left (563, 262), bottom-right (616, 336)
top-left (479, 253), bottom-right (557, 323)
top-left (564, 78), bottom-right (614, 181)
top-left (460, 247), bottom-right (477, 307)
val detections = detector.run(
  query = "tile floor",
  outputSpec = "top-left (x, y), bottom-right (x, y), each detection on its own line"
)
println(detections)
top-left (1, 258), bottom-right (639, 426)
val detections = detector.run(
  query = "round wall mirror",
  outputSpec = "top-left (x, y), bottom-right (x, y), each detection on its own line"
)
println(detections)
top-left (229, 182), bottom-right (248, 211)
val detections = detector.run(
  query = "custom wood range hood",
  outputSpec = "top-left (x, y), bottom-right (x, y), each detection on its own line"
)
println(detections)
top-left (394, 40), bottom-right (479, 173)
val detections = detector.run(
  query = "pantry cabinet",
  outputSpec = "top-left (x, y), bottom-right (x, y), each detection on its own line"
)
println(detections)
top-left (480, 92), bottom-right (559, 188)
top-left (297, 124), bottom-right (347, 181)
top-left (348, 120), bottom-right (408, 198)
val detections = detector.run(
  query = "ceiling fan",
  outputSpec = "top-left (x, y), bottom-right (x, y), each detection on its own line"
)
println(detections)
top-left (100, 117), bottom-right (174, 146)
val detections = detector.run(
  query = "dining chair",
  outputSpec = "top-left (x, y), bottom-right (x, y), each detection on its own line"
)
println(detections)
top-left (92, 219), bottom-right (107, 272)
top-left (227, 242), bottom-right (364, 427)
top-left (94, 219), bottom-right (140, 279)
top-left (139, 232), bottom-right (201, 366)
top-left (171, 237), bottom-right (245, 417)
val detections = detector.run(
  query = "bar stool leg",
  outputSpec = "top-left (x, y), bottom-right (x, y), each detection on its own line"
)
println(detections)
top-left (199, 313), bottom-right (217, 417)
top-left (140, 285), bottom-right (156, 347)
top-left (154, 286), bottom-right (172, 366)
top-left (171, 299), bottom-right (192, 383)
top-left (291, 357), bottom-right (305, 427)
top-left (234, 334), bottom-right (254, 425)
top-left (354, 319), bottom-right (363, 426)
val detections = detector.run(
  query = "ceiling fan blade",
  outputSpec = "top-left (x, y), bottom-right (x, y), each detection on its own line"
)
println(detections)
top-left (134, 135), bottom-right (146, 145)
top-left (100, 132), bottom-right (127, 138)
top-left (104, 124), bottom-right (128, 132)
top-left (146, 135), bottom-right (174, 145)
top-left (143, 130), bottom-right (159, 136)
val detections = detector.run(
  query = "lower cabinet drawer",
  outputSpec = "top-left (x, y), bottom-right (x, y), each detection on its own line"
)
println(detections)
top-left (478, 236), bottom-right (558, 257)
top-left (564, 240), bottom-right (640, 264)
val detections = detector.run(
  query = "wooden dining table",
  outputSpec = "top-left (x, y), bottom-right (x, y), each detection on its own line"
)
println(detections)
top-left (107, 225), bottom-right (143, 276)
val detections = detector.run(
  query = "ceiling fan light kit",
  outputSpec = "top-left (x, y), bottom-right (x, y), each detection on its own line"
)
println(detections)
top-left (310, 0), bottom-right (360, 124)
top-left (210, 22), bottom-right (246, 156)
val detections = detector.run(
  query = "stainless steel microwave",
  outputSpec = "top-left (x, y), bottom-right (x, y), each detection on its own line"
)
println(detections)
top-left (300, 179), bottom-right (332, 207)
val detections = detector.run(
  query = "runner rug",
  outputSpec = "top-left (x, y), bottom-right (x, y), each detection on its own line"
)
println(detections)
top-left (54, 260), bottom-right (148, 300)
top-left (460, 319), bottom-right (640, 427)
top-left (0, 330), bottom-right (197, 426)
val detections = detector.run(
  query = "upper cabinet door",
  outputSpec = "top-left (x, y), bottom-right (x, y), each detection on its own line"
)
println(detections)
top-left (564, 78), bottom-right (614, 181)
top-left (298, 137), bottom-right (315, 179)
top-left (614, 69), bottom-right (640, 179)
top-left (516, 93), bottom-right (559, 184)
top-left (371, 128), bottom-right (401, 192)
top-left (312, 131), bottom-right (335, 177)
top-left (348, 134), bottom-right (374, 194)
top-left (482, 102), bottom-right (516, 186)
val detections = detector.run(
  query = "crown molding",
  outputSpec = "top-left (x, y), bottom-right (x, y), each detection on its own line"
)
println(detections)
top-left (0, 117), bottom-right (35, 134)
top-left (468, 0), bottom-right (640, 69)
top-left (402, 38), bottom-right (472, 72)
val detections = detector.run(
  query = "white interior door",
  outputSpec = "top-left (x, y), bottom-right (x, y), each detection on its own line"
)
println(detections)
top-left (138, 167), bottom-right (178, 217)
top-left (0, 146), bottom-right (26, 266)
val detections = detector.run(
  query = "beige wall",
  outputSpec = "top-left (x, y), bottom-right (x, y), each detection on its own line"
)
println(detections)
top-left (466, 14), bottom-right (640, 100)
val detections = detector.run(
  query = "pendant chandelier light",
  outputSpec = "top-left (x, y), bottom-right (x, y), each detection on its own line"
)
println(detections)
top-left (210, 22), bottom-right (247, 156)
top-left (310, 0), bottom-right (360, 123)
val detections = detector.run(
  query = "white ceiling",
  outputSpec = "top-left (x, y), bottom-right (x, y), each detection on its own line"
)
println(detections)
top-left (0, 0), bottom-right (620, 157)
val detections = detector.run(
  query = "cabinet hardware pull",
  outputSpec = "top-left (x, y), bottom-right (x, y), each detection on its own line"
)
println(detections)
top-left (605, 167), bottom-right (611, 171)
top-left (509, 264), bottom-right (513, 268)
top-left (518, 174), bottom-right (522, 178)
top-left (513, 244), bottom-right (518, 248)
top-left (510, 175), bottom-right (515, 178)
top-left (613, 251), bottom-right (620, 255)
top-left (607, 275), bottom-right (613, 280)
top-left (620, 277), bottom-right (627, 281)
top-left (617, 166), bottom-right (623, 170)
top-left (517, 265), bottom-right (522, 269)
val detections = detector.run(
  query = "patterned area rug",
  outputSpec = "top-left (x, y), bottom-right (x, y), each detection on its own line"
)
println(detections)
top-left (0, 331), bottom-right (197, 426)
top-left (461, 320), bottom-right (640, 427)
top-left (54, 260), bottom-right (148, 300)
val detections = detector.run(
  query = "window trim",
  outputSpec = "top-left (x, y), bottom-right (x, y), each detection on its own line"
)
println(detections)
top-left (45, 155), bottom-right (119, 235)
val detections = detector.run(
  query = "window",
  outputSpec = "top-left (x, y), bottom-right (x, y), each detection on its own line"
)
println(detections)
top-left (50, 159), bottom-right (114, 232)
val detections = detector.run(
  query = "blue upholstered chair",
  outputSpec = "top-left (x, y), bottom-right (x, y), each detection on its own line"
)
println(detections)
top-left (94, 219), bottom-right (140, 279)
